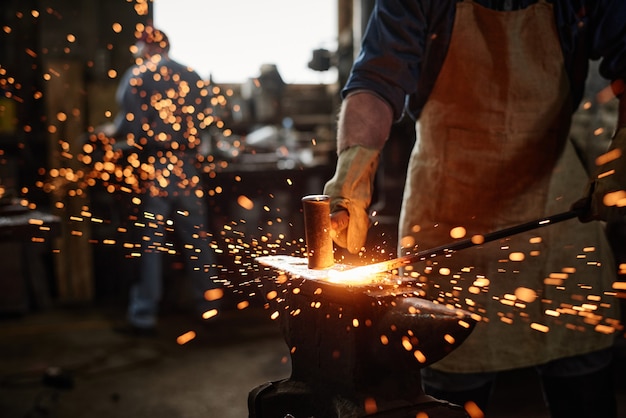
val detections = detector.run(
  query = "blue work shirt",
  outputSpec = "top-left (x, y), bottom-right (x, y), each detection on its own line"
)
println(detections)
top-left (343, 0), bottom-right (626, 120)
top-left (114, 57), bottom-right (208, 156)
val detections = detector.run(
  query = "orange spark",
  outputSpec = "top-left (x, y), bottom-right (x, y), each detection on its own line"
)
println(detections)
top-left (176, 331), bottom-right (196, 345)
top-left (413, 350), bottom-right (427, 363)
top-left (204, 288), bottom-right (224, 301)
top-left (596, 148), bottom-right (621, 166)
top-left (471, 235), bottom-right (485, 245)
top-left (401, 336), bottom-right (413, 351)
top-left (530, 323), bottom-right (549, 333)
top-left (202, 309), bottom-right (218, 319)
top-left (237, 195), bottom-right (254, 210)
top-left (509, 252), bottom-right (525, 262)
top-left (465, 401), bottom-right (485, 418)
top-left (450, 226), bottom-right (466, 239)
top-left (514, 287), bottom-right (537, 303)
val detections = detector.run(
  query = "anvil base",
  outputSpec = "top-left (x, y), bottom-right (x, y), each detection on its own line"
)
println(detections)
top-left (248, 379), bottom-right (469, 418)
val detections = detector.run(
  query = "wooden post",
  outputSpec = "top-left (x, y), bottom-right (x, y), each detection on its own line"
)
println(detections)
top-left (44, 58), bottom-right (94, 302)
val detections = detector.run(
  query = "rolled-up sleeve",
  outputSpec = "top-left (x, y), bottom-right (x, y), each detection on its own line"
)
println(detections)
top-left (343, 0), bottom-right (626, 118)
top-left (343, 1), bottom-right (431, 119)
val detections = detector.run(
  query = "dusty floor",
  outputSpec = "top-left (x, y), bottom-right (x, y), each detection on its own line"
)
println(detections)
top-left (0, 303), bottom-right (625, 418)
top-left (0, 305), bottom-right (290, 418)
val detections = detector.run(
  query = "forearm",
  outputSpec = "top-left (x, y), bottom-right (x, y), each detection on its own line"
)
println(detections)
top-left (337, 91), bottom-right (394, 153)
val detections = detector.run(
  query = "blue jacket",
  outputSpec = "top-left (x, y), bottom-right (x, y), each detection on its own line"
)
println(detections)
top-left (343, 0), bottom-right (626, 120)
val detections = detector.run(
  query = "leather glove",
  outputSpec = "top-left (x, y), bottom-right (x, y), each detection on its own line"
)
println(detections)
top-left (323, 145), bottom-right (380, 254)
top-left (574, 127), bottom-right (626, 223)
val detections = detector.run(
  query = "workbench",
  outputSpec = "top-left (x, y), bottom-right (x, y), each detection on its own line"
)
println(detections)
top-left (0, 208), bottom-right (60, 314)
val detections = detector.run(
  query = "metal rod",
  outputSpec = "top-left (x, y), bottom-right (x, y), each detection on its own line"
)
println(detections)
top-left (354, 209), bottom-right (581, 275)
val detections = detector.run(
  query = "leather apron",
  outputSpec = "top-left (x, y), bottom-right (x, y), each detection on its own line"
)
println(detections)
top-left (398, 0), bottom-right (620, 373)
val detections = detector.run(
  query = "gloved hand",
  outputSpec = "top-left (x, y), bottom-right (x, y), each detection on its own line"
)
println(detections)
top-left (323, 145), bottom-right (380, 254)
top-left (574, 127), bottom-right (626, 223)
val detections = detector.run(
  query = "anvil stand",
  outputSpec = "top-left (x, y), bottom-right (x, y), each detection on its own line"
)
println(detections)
top-left (248, 196), bottom-right (475, 418)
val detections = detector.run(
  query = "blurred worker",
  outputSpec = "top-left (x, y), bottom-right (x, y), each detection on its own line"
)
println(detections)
top-left (110, 27), bottom-right (220, 335)
top-left (324, 1), bottom-right (625, 417)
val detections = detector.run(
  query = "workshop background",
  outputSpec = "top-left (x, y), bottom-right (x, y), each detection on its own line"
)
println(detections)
top-left (0, 1), bottom-right (625, 417)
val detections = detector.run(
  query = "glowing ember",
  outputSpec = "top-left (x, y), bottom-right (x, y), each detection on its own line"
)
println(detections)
top-left (450, 226), bottom-right (466, 239)
top-left (596, 148), bottom-right (621, 166)
top-left (176, 330), bottom-right (196, 345)
top-left (603, 190), bottom-right (626, 207)
top-left (595, 324), bottom-right (616, 334)
top-left (545, 309), bottom-right (560, 317)
top-left (509, 252), bottom-right (525, 262)
top-left (237, 195), bottom-right (254, 210)
top-left (204, 288), bottom-right (223, 301)
top-left (401, 336), bottom-right (413, 351)
top-left (471, 235), bottom-right (485, 244)
top-left (464, 401), bottom-right (485, 418)
top-left (458, 320), bottom-right (471, 328)
top-left (202, 309), bottom-right (218, 319)
top-left (473, 277), bottom-right (490, 287)
top-left (515, 287), bottom-right (538, 303)
top-left (400, 236), bottom-right (416, 249)
top-left (237, 300), bottom-right (250, 311)
top-left (413, 350), bottom-right (427, 363)
top-left (530, 323), bottom-right (550, 333)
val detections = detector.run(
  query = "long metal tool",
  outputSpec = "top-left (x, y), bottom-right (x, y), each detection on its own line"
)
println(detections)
top-left (349, 209), bottom-right (582, 276)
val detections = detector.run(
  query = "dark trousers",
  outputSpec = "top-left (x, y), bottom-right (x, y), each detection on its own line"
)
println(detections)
top-left (423, 348), bottom-right (617, 418)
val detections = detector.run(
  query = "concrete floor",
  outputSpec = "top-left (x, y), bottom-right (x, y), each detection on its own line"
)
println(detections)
top-left (1, 302), bottom-right (625, 418)
top-left (0, 304), bottom-right (290, 418)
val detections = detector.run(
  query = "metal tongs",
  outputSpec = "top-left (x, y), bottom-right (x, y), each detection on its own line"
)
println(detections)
top-left (351, 208), bottom-right (582, 276)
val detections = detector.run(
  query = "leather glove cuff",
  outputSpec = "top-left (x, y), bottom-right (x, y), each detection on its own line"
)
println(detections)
top-left (323, 145), bottom-right (380, 253)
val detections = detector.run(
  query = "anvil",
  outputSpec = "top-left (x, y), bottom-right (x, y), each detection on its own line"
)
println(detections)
top-left (249, 254), bottom-right (476, 418)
